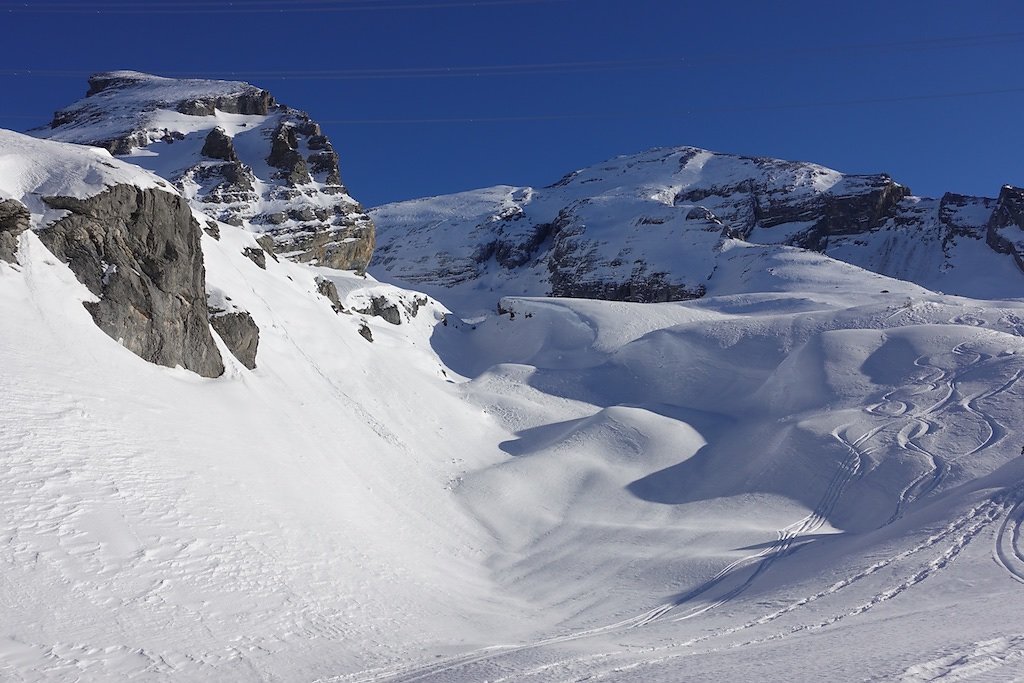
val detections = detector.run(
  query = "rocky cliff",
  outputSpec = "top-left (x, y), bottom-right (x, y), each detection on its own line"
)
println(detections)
top-left (38, 185), bottom-right (224, 377)
top-left (34, 71), bottom-right (375, 272)
top-left (987, 185), bottom-right (1024, 272)
top-left (371, 146), bottom-right (1024, 305)
top-left (0, 130), bottom-right (224, 376)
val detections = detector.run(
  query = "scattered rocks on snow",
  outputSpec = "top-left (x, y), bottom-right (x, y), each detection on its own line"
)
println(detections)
top-left (354, 292), bottom-right (429, 325)
top-left (242, 246), bottom-right (267, 269)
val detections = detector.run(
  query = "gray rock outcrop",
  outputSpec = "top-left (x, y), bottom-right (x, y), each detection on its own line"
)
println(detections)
top-left (354, 292), bottom-right (428, 325)
top-left (987, 185), bottom-right (1024, 273)
top-left (316, 276), bottom-right (345, 312)
top-left (201, 127), bottom-right (238, 162)
top-left (35, 185), bottom-right (224, 377)
top-left (242, 246), bottom-right (267, 269)
top-left (0, 198), bottom-right (30, 263)
top-left (209, 311), bottom-right (260, 369)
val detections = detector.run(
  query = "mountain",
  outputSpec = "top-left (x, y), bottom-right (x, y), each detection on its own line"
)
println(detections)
top-left (4, 75), bottom-right (1024, 682)
top-left (370, 146), bottom-right (1024, 313)
top-left (33, 71), bottom-right (375, 272)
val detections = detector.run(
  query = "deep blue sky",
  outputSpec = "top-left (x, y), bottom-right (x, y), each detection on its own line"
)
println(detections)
top-left (1, 0), bottom-right (1022, 207)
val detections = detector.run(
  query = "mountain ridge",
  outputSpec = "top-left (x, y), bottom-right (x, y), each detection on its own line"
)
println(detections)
top-left (370, 145), bottom-right (1024, 312)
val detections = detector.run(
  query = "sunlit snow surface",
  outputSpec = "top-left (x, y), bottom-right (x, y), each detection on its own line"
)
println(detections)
top-left (2, 135), bottom-right (1024, 681)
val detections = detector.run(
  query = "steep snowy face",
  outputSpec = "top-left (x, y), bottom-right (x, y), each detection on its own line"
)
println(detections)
top-left (371, 146), bottom-right (1024, 310)
top-left (33, 71), bottom-right (375, 272)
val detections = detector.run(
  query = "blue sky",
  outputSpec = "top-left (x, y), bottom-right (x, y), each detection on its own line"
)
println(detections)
top-left (1, 0), bottom-right (1022, 207)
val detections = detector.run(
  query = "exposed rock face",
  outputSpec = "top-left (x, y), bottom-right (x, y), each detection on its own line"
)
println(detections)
top-left (0, 198), bottom-right (30, 263)
top-left (209, 311), bottom-right (260, 369)
top-left (987, 185), bottom-right (1024, 272)
top-left (177, 91), bottom-right (273, 117)
top-left (267, 121), bottom-right (311, 186)
top-left (34, 71), bottom-right (375, 272)
top-left (201, 127), bottom-right (238, 162)
top-left (783, 179), bottom-right (911, 250)
top-left (316, 276), bottom-right (345, 312)
top-left (352, 290), bottom-right (429, 325)
top-left (243, 247), bottom-right (267, 270)
top-left (371, 146), bottom-right (1023, 302)
top-left (35, 184), bottom-right (224, 377)
top-left (357, 296), bottom-right (403, 325)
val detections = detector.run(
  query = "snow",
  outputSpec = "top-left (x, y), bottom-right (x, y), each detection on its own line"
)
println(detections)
top-left (0, 129), bottom-right (170, 224)
top-left (4, 133), bottom-right (1024, 680)
top-left (7, 204), bottom-right (1024, 679)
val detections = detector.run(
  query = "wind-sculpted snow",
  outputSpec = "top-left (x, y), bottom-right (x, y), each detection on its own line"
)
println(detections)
top-left (389, 278), bottom-right (1024, 681)
top-left (371, 146), bottom-right (1024, 310)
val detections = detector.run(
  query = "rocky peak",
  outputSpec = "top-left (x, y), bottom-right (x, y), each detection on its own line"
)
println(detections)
top-left (201, 127), bottom-right (238, 162)
top-left (33, 71), bottom-right (374, 272)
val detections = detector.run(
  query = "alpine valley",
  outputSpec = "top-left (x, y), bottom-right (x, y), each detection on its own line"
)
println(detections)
top-left (1, 72), bottom-right (1023, 682)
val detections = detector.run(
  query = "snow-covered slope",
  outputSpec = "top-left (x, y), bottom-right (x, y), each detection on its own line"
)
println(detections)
top-left (32, 71), bottom-right (374, 271)
top-left (5, 209), bottom-right (1024, 679)
top-left (5, 92), bottom-right (1024, 682)
top-left (370, 146), bottom-right (1024, 312)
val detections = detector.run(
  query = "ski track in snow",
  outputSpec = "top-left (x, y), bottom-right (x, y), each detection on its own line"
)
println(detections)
top-left (993, 493), bottom-right (1024, 585)
top-left (335, 336), bottom-right (1024, 683)
top-left (502, 490), bottom-right (1024, 683)
top-left (641, 421), bottom-right (872, 625)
